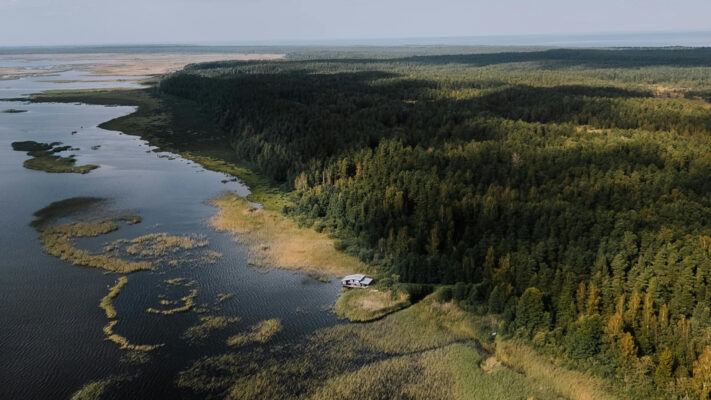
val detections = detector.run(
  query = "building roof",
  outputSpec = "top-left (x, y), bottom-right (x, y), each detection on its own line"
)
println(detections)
top-left (361, 277), bottom-right (373, 285)
top-left (342, 274), bottom-right (366, 281)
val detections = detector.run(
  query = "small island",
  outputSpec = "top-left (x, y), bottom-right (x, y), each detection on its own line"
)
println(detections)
top-left (11, 140), bottom-right (99, 174)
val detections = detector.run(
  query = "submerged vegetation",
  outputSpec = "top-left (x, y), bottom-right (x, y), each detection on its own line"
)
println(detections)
top-left (226, 318), bottom-right (282, 347)
top-left (12, 140), bottom-right (98, 173)
top-left (182, 316), bottom-right (240, 343)
top-left (70, 375), bottom-right (130, 400)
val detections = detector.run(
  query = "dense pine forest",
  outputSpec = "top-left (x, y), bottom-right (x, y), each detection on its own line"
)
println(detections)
top-left (159, 48), bottom-right (711, 398)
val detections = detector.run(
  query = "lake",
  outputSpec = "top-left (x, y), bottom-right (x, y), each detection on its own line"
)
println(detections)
top-left (0, 59), bottom-right (344, 399)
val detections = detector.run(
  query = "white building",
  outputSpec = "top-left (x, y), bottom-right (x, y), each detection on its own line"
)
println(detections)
top-left (341, 274), bottom-right (373, 288)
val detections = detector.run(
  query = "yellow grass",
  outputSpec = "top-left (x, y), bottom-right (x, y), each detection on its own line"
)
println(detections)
top-left (100, 276), bottom-right (128, 319)
top-left (40, 219), bottom-right (152, 273)
top-left (226, 319), bottom-right (282, 347)
top-left (494, 340), bottom-right (620, 400)
top-left (146, 288), bottom-right (198, 315)
top-left (102, 320), bottom-right (163, 352)
top-left (182, 316), bottom-right (240, 343)
top-left (334, 288), bottom-right (410, 322)
top-left (210, 193), bottom-right (370, 277)
top-left (0, 52), bottom-right (284, 78)
top-left (124, 233), bottom-right (208, 257)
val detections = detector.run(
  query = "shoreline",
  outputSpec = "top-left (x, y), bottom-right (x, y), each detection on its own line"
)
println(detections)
top-left (27, 78), bottom-right (627, 400)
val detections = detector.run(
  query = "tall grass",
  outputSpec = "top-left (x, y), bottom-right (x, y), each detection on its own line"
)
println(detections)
top-left (226, 319), bottom-right (282, 347)
top-left (100, 276), bottom-right (128, 319)
top-left (210, 193), bottom-right (370, 277)
top-left (102, 320), bottom-right (163, 352)
top-left (334, 288), bottom-right (410, 322)
top-left (178, 295), bottom-right (616, 400)
top-left (146, 288), bottom-right (198, 315)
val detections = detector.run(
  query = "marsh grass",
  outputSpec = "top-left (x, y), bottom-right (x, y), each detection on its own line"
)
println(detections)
top-left (226, 319), bottom-right (282, 347)
top-left (216, 293), bottom-right (234, 303)
top-left (40, 218), bottom-right (152, 273)
top-left (182, 315), bottom-right (239, 343)
top-left (105, 233), bottom-right (219, 267)
top-left (334, 288), bottom-right (410, 322)
top-left (100, 276), bottom-right (128, 319)
top-left (210, 193), bottom-right (370, 277)
top-left (103, 320), bottom-right (163, 352)
top-left (124, 233), bottom-right (208, 257)
top-left (178, 296), bottom-right (592, 400)
top-left (70, 375), bottom-right (130, 400)
top-left (120, 350), bottom-right (151, 365)
top-left (146, 288), bottom-right (198, 315)
top-left (183, 153), bottom-right (288, 211)
top-left (494, 340), bottom-right (621, 400)
top-left (12, 140), bottom-right (98, 173)
top-left (30, 197), bottom-right (105, 229)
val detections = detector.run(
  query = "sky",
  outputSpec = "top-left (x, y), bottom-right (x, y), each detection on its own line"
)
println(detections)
top-left (0, 0), bottom-right (710, 46)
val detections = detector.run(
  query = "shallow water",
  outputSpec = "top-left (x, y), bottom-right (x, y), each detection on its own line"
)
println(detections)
top-left (0, 60), bottom-right (343, 399)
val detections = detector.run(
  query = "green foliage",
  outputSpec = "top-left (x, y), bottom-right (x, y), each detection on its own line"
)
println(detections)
top-left (565, 314), bottom-right (603, 360)
top-left (515, 287), bottom-right (551, 334)
top-left (150, 48), bottom-right (711, 397)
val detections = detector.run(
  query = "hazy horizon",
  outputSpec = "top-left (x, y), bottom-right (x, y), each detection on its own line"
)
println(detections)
top-left (1, 0), bottom-right (711, 47)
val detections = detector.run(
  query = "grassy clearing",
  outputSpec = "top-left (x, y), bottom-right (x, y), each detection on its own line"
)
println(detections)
top-left (334, 288), bottom-right (410, 322)
top-left (100, 276), bottom-right (128, 319)
top-left (70, 375), bottom-right (130, 400)
top-left (210, 193), bottom-right (370, 277)
top-left (146, 288), bottom-right (198, 315)
top-left (12, 140), bottom-right (98, 174)
top-left (182, 316), bottom-right (239, 343)
top-left (226, 319), bottom-right (282, 347)
top-left (103, 320), bottom-right (163, 352)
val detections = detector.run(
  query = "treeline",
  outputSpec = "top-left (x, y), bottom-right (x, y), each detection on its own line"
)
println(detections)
top-left (160, 48), bottom-right (711, 398)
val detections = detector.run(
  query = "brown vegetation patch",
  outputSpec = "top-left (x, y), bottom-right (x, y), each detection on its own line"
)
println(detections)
top-left (182, 315), bottom-right (239, 343)
top-left (100, 276), bottom-right (128, 319)
top-left (210, 193), bottom-right (369, 277)
top-left (103, 320), bottom-right (163, 352)
top-left (226, 319), bottom-right (282, 347)
top-left (147, 288), bottom-right (198, 315)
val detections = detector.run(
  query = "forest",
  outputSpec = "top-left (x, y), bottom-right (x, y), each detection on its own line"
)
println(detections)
top-left (158, 47), bottom-right (711, 398)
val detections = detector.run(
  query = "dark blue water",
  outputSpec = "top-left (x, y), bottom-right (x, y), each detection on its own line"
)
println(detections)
top-left (0, 61), bottom-right (343, 399)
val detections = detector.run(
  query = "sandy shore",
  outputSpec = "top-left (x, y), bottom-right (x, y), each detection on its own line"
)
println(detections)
top-left (0, 52), bottom-right (284, 78)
